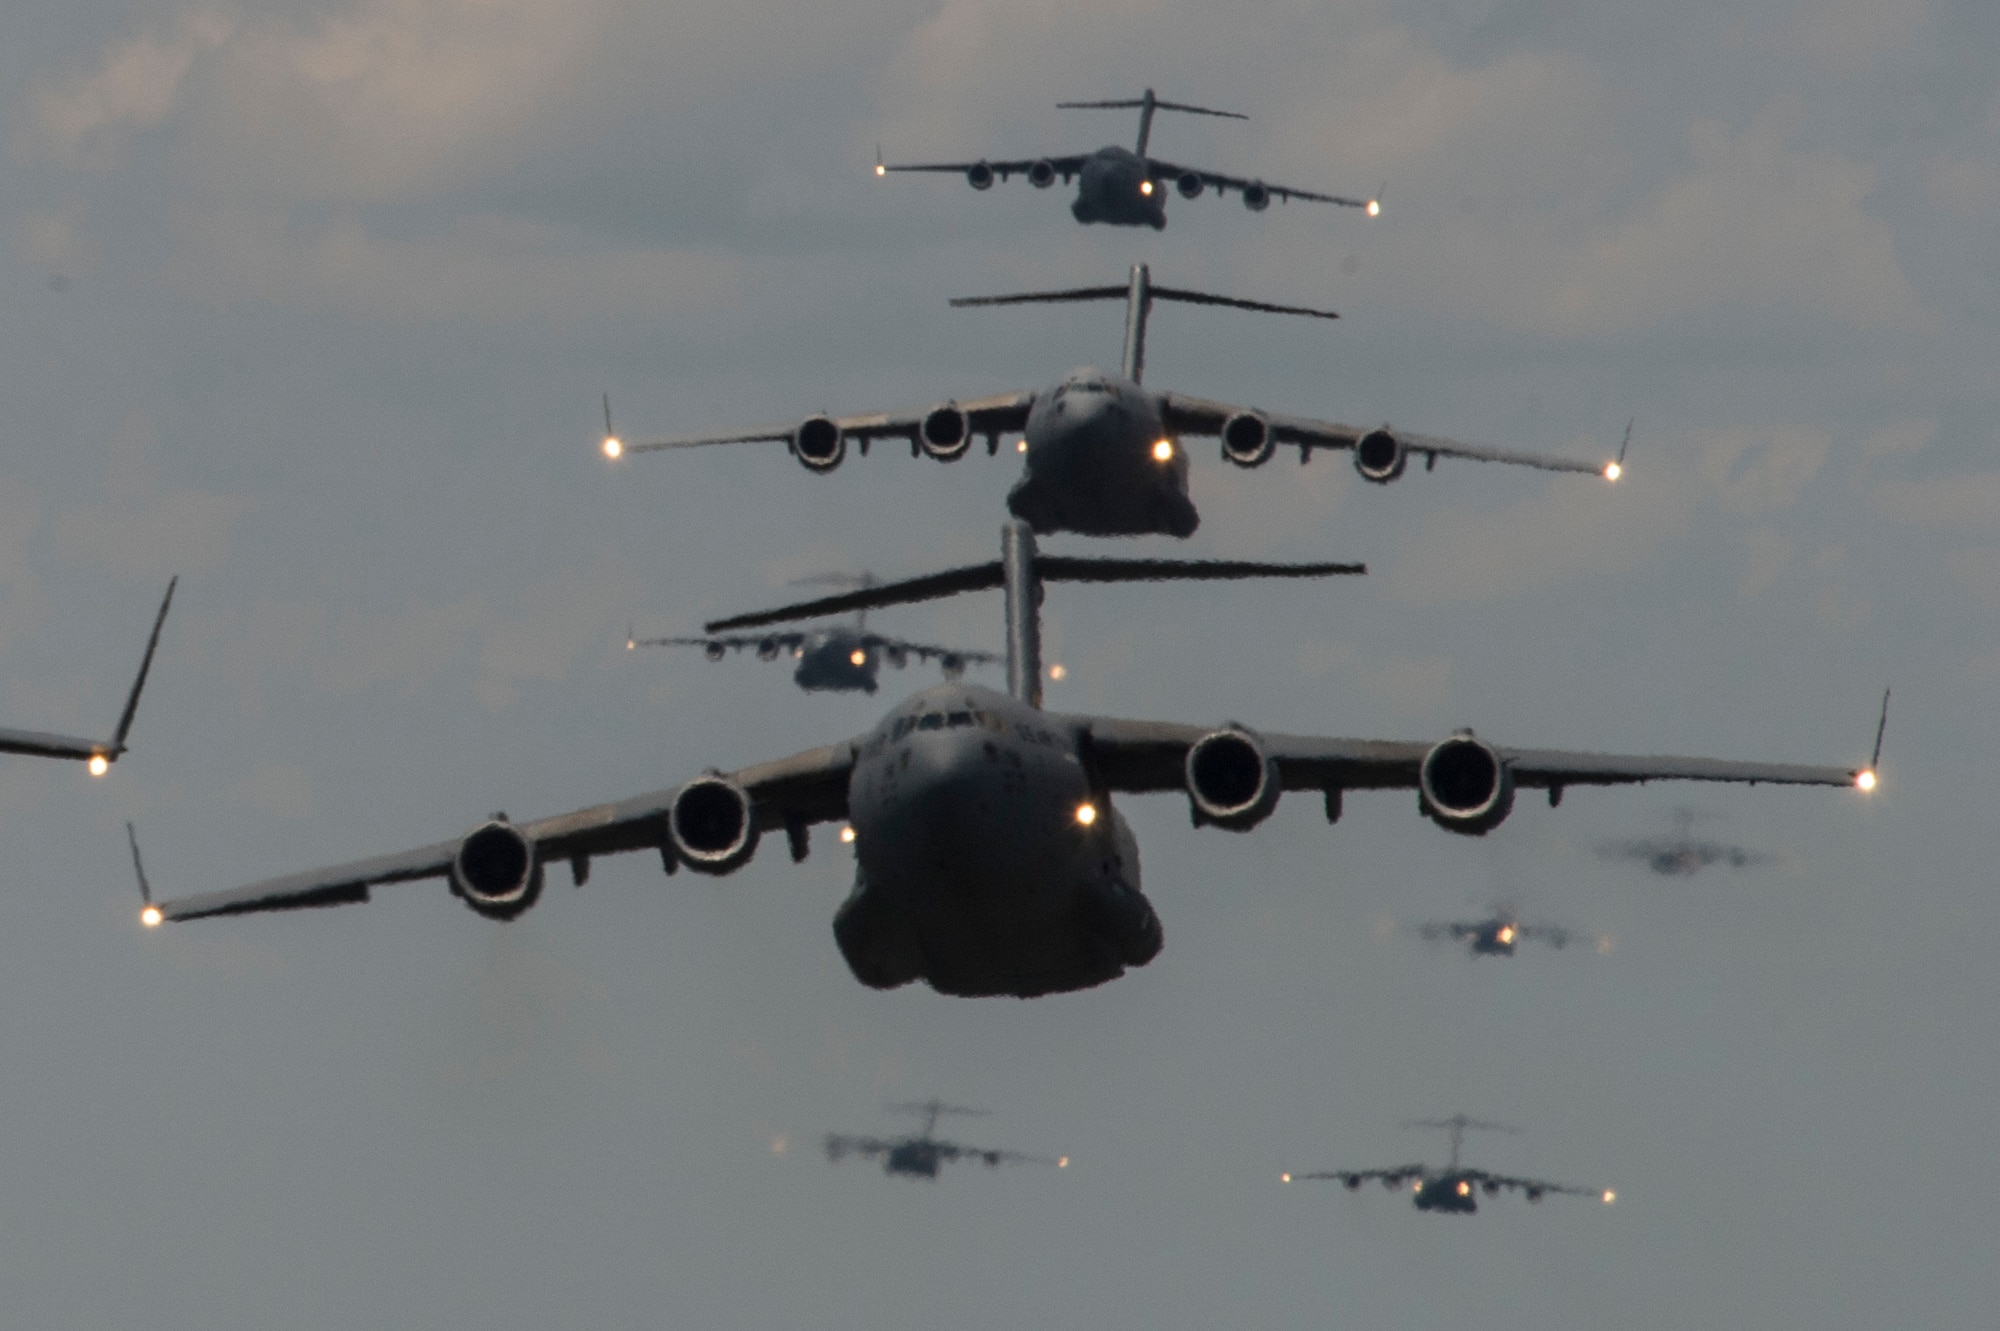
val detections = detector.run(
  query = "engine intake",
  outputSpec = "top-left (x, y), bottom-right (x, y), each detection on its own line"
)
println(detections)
top-left (792, 416), bottom-right (845, 472)
top-left (1220, 411), bottom-right (1274, 468)
top-left (1028, 159), bottom-right (1057, 189)
top-left (1185, 729), bottom-right (1280, 830)
top-left (1177, 172), bottom-right (1205, 200)
top-left (920, 404), bottom-right (972, 461)
top-left (967, 161), bottom-right (995, 191)
top-left (670, 776), bottom-right (760, 874)
top-left (1354, 428), bottom-right (1407, 483)
top-left (1242, 180), bottom-right (1271, 212)
top-left (450, 820), bottom-right (544, 920)
top-left (1418, 733), bottom-right (1515, 835)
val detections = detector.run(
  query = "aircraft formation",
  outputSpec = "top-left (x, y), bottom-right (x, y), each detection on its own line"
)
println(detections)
top-left (18, 84), bottom-right (1884, 1225)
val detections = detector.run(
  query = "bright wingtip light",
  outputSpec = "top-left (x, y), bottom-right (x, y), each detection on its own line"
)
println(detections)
top-left (875, 163), bottom-right (886, 177)
top-left (1152, 438), bottom-right (1174, 461)
top-left (140, 905), bottom-right (163, 929)
top-left (1602, 1189), bottom-right (1616, 1204)
top-left (1058, 1156), bottom-right (1070, 1169)
top-left (1366, 199), bottom-right (1381, 217)
top-left (1074, 802), bottom-right (1098, 827)
top-left (1281, 1172), bottom-right (1293, 1183)
top-left (602, 436), bottom-right (623, 460)
top-left (1603, 461), bottom-right (1622, 481)
top-left (1856, 769), bottom-right (1877, 792)
top-left (1047, 663), bottom-right (1067, 681)
top-left (88, 755), bottom-right (110, 777)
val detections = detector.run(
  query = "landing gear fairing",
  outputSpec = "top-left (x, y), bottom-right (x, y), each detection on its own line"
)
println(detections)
top-left (876, 88), bottom-right (1377, 230)
top-left (603, 265), bottom-right (1624, 539)
top-left (132, 525), bottom-right (1875, 1000)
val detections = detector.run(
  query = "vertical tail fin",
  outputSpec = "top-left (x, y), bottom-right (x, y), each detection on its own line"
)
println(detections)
top-left (1001, 520), bottom-right (1041, 707)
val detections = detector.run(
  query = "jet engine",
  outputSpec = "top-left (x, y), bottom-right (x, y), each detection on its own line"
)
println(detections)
top-left (1242, 181), bottom-right (1271, 212)
top-left (1185, 729), bottom-right (1280, 830)
top-left (756, 637), bottom-right (781, 660)
top-left (1354, 428), bottom-right (1407, 483)
top-left (704, 641), bottom-right (727, 661)
top-left (791, 416), bottom-right (845, 472)
top-left (1177, 172), bottom-right (1205, 200)
top-left (669, 776), bottom-right (761, 874)
top-left (967, 161), bottom-right (995, 190)
top-left (1418, 732), bottom-right (1515, 836)
top-left (1028, 159), bottom-right (1057, 189)
top-left (450, 819), bottom-right (544, 920)
top-left (1220, 411), bottom-right (1275, 468)
top-left (920, 404), bottom-right (972, 461)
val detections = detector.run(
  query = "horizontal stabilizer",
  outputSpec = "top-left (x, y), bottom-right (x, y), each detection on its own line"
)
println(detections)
top-left (1057, 97), bottom-right (1245, 120)
top-left (706, 557), bottom-right (1364, 632)
top-left (952, 285), bottom-right (1336, 321)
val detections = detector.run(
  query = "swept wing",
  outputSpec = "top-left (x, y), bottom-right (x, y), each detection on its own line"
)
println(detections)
top-left (620, 391), bottom-right (1034, 456)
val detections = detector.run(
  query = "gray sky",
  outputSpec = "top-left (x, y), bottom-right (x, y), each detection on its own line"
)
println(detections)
top-left (0, 0), bottom-right (1993, 1325)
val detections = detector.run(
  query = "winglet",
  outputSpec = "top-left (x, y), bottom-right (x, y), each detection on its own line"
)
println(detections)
top-left (104, 577), bottom-right (176, 766)
top-left (874, 143), bottom-right (885, 177)
top-left (1605, 420), bottom-right (1634, 481)
top-left (128, 822), bottom-right (163, 927)
top-left (1368, 181), bottom-right (1385, 218)
top-left (1858, 687), bottom-right (1889, 790)
top-left (601, 393), bottom-right (624, 460)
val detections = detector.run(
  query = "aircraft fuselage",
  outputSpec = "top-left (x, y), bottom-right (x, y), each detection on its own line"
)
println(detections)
top-left (835, 682), bottom-right (1162, 998)
top-left (1412, 1172), bottom-right (1481, 1213)
top-left (791, 629), bottom-right (880, 694)
top-left (1007, 367), bottom-right (1198, 538)
top-left (1072, 147), bottom-right (1168, 228)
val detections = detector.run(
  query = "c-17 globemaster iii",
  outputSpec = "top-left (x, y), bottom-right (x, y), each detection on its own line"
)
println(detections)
top-left (1, 578), bottom-right (175, 778)
top-left (1283, 1114), bottom-right (1615, 1214)
top-left (824, 1100), bottom-right (1067, 1181)
top-left (602, 264), bottom-right (1628, 539)
top-left (875, 87), bottom-right (1378, 230)
top-left (129, 525), bottom-right (1877, 1001)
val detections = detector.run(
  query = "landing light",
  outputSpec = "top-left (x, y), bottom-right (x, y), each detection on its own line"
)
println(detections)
top-left (1281, 1172), bottom-right (1293, 1183)
top-left (1074, 802), bottom-right (1098, 827)
top-left (1856, 769), bottom-right (1877, 792)
top-left (1497, 924), bottom-right (1517, 945)
top-left (1602, 1190), bottom-right (1616, 1204)
top-left (1152, 438), bottom-right (1174, 461)
top-left (1140, 180), bottom-right (1154, 196)
top-left (1047, 663), bottom-right (1067, 681)
top-left (602, 436), bottom-right (623, 460)
top-left (88, 755), bottom-right (110, 777)
top-left (1603, 461), bottom-right (1622, 481)
top-left (1058, 1156), bottom-right (1070, 1168)
top-left (1016, 439), bottom-right (1028, 453)
top-left (1457, 1181), bottom-right (1471, 1196)
top-left (1411, 1179), bottom-right (1423, 1192)
top-left (839, 824), bottom-right (856, 844)
top-left (140, 905), bottom-right (162, 929)
top-left (1366, 199), bottom-right (1381, 217)
top-left (850, 649), bottom-right (867, 666)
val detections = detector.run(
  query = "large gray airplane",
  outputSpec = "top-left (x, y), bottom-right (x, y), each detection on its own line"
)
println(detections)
top-left (601, 264), bottom-right (1626, 539)
top-left (130, 525), bottom-right (1877, 1000)
top-left (2, 578), bottom-right (175, 778)
top-left (1282, 1114), bottom-right (1615, 1213)
top-left (629, 573), bottom-right (999, 695)
top-left (874, 87), bottom-right (1378, 229)
top-left (824, 1100), bottom-right (1067, 1181)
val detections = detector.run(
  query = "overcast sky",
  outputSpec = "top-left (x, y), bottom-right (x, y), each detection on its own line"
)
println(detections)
top-left (1, 0), bottom-right (1995, 1325)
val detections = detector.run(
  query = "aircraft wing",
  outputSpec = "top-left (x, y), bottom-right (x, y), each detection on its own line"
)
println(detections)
top-left (824, 1133), bottom-right (896, 1162)
top-left (1143, 158), bottom-right (1371, 209)
top-left (623, 391), bottom-right (1036, 456)
top-left (1467, 1169), bottom-right (1601, 1199)
top-left (862, 635), bottom-right (1002, 669)
top-left (1157, 392), bottom-right (1614, 476)
top-left (0, 726), bottom-right (117, 762)
top-left (932, 1141), bottom-right (1056, 1168)
top-left (631, 632), bottom-right (808, 654)
top-left (1416, 921), bottom-right (1477, 942)
top-left (147, 741), bottom-right (860, 923)
top-left (1066, 716), bottom-right (1872, 797)
top-left (1289, 1165), bottom-right (1425, 1187)
top-left (880, 155), bottom-right (1090, 181)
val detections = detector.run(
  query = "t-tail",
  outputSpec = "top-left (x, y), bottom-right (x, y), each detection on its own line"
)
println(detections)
top-left (951, 264), bottom-right (1337, 384)
top-left (1056, 87), bottom-right (1247, 157)
top-left (702, 521), bottom-right (1365, 708)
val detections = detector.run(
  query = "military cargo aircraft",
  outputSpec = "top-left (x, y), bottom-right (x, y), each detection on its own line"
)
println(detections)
top-left (1598, 805), bottom-right (1783, 877)
top-left (130, 524), bottom-right (1877, 1000)
top-left (601, 265), bottom-right (1626, 539)
top-left (1416, 912), bottom-right (1597, 958)
top-left (1282, 1114), bottom-right (1614, 1214)
top-left (630, 573), bottom-right (998, 695)
top-left (825, 1100), bottom-right (1066, 1180)
top-left (875, 87), bottom-right (1377, 229)
top-left (3, 578), bottom-right (175, 777)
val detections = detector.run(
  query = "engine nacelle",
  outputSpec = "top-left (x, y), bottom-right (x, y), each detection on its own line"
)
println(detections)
top-left (920, 404), bottom-right (972, 461)
top-left (450, 820), bottom-right (544, 921)
top-left (1220, 411), bottom-right (1275, 468)
top-left (1242, 180), bottom-right (1271, 212)
top-left (1354, 428), bottom-right (1407, 483)
top-left (967, 161), bottom-right (995, 191)
top-left (756, 637), bottom-right (781, 661)
top-left (791, 416), bottom-right (845, 472)
top-left (1418, 732), bottom-right (1515, 836)
top-left (1028, 159), bottom-right (1057, 189)
top-left (1177, 172), bottom-right (1205, 200)
top-left (1185, 729), bottom-right (1281, 831)
top-left (669, 776), bottom-right (760, 874)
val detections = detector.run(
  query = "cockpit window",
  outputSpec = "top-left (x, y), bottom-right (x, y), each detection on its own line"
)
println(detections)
top-left (917, 713), bottom-right (944, 731)
top-left (947, 711), bottom-right (974, 728)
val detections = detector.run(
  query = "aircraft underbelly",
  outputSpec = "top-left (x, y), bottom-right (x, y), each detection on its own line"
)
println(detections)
top-left (1012, 402), bottom-right (1197, 537)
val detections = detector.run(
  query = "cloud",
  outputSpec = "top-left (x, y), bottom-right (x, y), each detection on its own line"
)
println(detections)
top-left (23, 9), bottom-right (233, 166)
top-left (1777, 0), bottom-right (1933, 74)
top-left (55, 413), bottom-right (251, 581)
top-left (1922, 154), bottom-right (2000, 217)
top-left (1872, 472), bottom-right (2000, 532)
